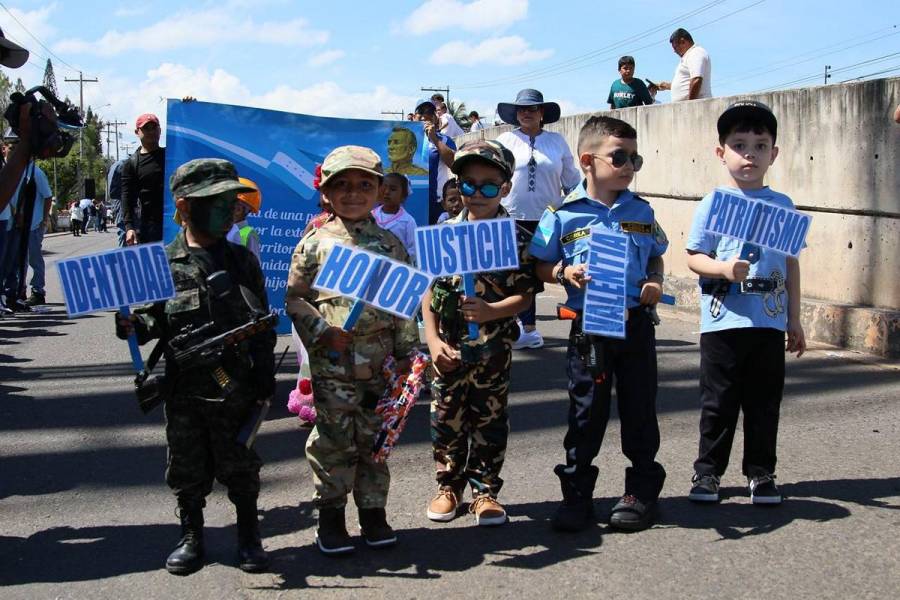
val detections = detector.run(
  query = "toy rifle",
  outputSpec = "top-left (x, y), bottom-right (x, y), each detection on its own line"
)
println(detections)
top-left (372, 350), bottom-right (430, 463)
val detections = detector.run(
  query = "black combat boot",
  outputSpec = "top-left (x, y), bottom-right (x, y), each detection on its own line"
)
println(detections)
top-left (358, 507), bottom-right (397, 548)
top-left (234, 497), bottom-right (269, 573)
top-left (551, 465), bottom-right (599, 532)
top-left (315, 505), bottom-right (354, 556)
top-left (166, 499), bottom-right (205, 575)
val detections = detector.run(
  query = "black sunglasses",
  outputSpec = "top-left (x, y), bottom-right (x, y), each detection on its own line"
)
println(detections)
top-left (592, 149), bottom-right (643, 171)
top-left (459, 180), bottom-right (501, 198)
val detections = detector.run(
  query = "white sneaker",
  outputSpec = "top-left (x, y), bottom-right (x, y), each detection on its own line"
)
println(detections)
top-left (512, 328), bottom-right (543, 350)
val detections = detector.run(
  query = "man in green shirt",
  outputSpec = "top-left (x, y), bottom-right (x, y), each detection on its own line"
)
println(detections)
top-left (607, 56), bottom-right (654, 110)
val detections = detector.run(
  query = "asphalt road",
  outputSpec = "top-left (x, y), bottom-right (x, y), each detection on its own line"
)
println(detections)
top-left (1, 230), bottom-right (899, 599)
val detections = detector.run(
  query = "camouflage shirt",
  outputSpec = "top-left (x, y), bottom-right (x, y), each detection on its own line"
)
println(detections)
top-left (131, 231), bottom-right (276, 398)
top-left (286, 214), bottom-right (419, 382)
top-left (430, 206), bottom-right (543, 360)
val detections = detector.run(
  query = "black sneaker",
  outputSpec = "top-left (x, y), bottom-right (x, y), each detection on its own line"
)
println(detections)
top-left (689, 473), bottom-right (721, 502)
top-left (24, 292), bottom-right (46, 307)
top-left (8, 299), bottom-right (31, 313)
top-left (609, 495), bottom-right (655, 532)
top-left (749, 474), bottom-right (782, 505)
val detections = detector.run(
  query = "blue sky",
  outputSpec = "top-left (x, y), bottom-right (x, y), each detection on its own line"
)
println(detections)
top-left (1, 0), bottom-right (897, 154)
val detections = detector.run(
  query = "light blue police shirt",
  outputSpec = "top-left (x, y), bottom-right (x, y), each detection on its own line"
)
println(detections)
top-left (5, 164), bottom-right (52, 231)
top-left (529, 181), bottom-right (668, 310)
top-left (687, 186), bottom-right (795, 333)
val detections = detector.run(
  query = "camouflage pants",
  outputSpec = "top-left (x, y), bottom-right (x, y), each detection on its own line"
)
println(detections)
top-left (305, 378), bottom-right (390, 509)
top-left (165, 394), bottom-right (261, 503)
top-left (430, 349), bottom-right (511, 498)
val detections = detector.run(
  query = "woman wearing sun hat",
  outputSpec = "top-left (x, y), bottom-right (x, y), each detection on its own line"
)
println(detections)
top-left (496, 89), bottom-right (581, 350)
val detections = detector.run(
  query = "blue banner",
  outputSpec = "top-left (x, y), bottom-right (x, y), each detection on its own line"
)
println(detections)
top-left (165, 99), bottom-right (429, 332)
top-left (56, 242), bottom-right (175, 317)
top-left (313, 244), bottom-right (431, 319)
top-left (703, 187), bottom-right (811, 258)
top-left (583, 229), bottom-right (627, 338)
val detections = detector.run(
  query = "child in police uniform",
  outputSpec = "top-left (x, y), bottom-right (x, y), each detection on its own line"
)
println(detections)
top-left (686, 101), bottom-right (806, 505)
top-left (423, 140), bottom-right (542, 526)
top-left (285, 145), bottom-right (418, 555)
top-left (529, 116), bottom-right (668, 532)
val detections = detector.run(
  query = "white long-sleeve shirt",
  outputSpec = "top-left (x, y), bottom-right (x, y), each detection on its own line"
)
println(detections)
top-left (496, 128), bottom-right (581, 221)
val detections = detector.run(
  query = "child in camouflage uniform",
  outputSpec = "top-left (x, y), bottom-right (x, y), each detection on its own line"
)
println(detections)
top-left (116, 159), bottom-right (276, 575)
top-left (285, 145), bottom-right (418, 555)
top-left (423, 140), bottom-right (543, 526)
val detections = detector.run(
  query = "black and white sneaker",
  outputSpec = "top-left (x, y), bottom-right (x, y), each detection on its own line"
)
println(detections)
top-left (688, 473), bottom-right (721, 502)
top-left (749, 474), bottom-right (782, 505)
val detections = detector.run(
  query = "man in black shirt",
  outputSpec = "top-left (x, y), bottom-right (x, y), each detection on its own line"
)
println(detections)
top-left (121, 113), bottom-right (165, 245)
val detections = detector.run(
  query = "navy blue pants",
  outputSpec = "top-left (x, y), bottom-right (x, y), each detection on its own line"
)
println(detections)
top-left (559, 310), bottom-right (665, 502)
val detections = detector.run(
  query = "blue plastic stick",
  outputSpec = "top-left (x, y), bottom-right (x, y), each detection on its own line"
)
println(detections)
top-left (343, 297), bottom-right (367, 331)
top-left (119, 305), bottom-right (145, 372)
top-left (626, 285), bottom-right (676, 306)
top-left (462, 274), bottom-right (480, 341)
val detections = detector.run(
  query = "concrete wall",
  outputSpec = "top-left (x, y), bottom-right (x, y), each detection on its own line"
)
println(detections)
top-left (458, 78), bottom-right (900, 356)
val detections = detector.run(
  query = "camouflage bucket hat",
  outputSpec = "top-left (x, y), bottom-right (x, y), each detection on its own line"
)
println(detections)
top-left (319, 145), bottom-right (384, 187)
top-left (451, 140), bottom-right (516, 180)
top-left (169, 158), bottom-right (257, 199)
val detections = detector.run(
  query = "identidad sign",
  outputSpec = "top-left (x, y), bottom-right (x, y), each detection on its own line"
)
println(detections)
top-left (582, 229), bottom-right (628, 339)
top-left (312, 244), bottom-right (431, 319)
top-left (56, 243), bottom-right (176, 317)
top-left (704, 188), bottom-right (811, 257)
top-left (415, 218), bottom-right (519, 277)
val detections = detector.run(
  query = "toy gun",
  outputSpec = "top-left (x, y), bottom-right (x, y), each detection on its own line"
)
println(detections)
top-left (372, 350), bottom-right (430, 463)
top-left (236, 346), bottom-right (290, 449)
top-left (134, 312), bottom-right (279, 414)
top-left (557, 304), bottom-right (609, 385)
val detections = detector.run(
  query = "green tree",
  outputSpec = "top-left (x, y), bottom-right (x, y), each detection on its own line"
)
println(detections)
top-left (447, 100), bottom-right (471, 130)
top-left (13, 77), bottom-right (26, 94)
top-left (0, 71), bottom-right (11, 129)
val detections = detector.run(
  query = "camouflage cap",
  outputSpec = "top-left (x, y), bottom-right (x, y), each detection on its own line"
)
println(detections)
top-left (169, 158), bottom-right (256, 199)
top-left (320, 145), bottom-right (384, 187)
top-left (450, 140), bottom-right (516, 180)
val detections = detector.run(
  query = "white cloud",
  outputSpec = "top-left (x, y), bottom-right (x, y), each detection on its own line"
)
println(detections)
top-left (430, 36), bottom-right (552, 66)
top-left (3, 3), bottom-right (58, 45)
top-left (53, 10), bottom-right (328, 56)
top-left (307, 49), bottom-right (345, 67)
top-left (399, 0), bottom-right (527, 35)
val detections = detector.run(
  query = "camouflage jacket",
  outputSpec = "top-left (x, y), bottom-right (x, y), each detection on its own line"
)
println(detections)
top-left (431, 206), bottom-right (543, 359)
top-left (286, 214), bottom-right (419, 382)
top-left (131, 231), bottom-right (276, 397)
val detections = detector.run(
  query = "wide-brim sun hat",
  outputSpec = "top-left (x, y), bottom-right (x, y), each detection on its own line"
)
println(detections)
top-left (0, 27), bottom-right (29, 69)
top-left (497, 88), bottom-right (561, 126)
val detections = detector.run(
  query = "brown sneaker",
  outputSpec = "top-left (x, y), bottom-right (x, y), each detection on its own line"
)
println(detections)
top-left (427, 486), bottom-right (461, 522)
top-left (469, 495), bottom-right (507, 526)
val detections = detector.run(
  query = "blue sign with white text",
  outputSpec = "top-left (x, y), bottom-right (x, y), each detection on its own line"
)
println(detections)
top-left (703, 188), bottom-right (811, 258)
top-left (165, 99), bottom-right (429, 332)
top-left (583, 229), bottom-right (627, 338)
top-left (313, 244), bottom-right (432, 319)
top-left (56, 243), bottom-right (175, 317)
top-left (414, 218), bottom-right (519, 277)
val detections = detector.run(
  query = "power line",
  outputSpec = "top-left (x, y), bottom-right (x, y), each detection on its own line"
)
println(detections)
top-left (0, 1), bottom-right (84, 75)
top-left (755, 51), bottom-right (900, 92)
top-left (841, 63), bottom-right (900, 82)
top-left (452, 0), bottom-right (728, 90)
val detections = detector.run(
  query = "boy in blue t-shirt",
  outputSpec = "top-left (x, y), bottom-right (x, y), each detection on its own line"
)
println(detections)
top-left (685, 101), bottom-right (806, 505)
top-left (530, 116), bottom-right (668, 532)
top-left (607, 56), bottom-right (654, 110)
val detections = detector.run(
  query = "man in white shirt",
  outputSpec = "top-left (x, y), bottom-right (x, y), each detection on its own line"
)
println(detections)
top-left (652, 28), bottom-right (711, 102)
top-left (432, 94), bottom-right (465, 138)
top-left (469, 111), bottom-right (487, 131)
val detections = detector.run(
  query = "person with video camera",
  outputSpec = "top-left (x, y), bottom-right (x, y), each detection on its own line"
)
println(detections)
top-left (121, 113), bottom-right (165, 245)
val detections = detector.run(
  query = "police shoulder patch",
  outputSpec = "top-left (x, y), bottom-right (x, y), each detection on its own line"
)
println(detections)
top-left (620, 221), bottom-right (653, 234)
top-left (561, 227), bottom-right (590, 245)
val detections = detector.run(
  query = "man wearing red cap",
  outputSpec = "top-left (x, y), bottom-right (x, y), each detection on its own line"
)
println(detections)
top-left (121, 113), bottom-right (166, 245)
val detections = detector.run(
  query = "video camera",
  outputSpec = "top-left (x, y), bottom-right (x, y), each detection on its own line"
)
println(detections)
top-left (4, 85), bottom-right (83, 159)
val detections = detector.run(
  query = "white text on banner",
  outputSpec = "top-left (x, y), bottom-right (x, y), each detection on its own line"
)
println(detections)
top-left (56, 242), bottom-right (176, 317)
top-left (703, 188), bottom-right (811, 257)
top-left (414, 218), bottom-right (519, 277)
top-left (312, 244), bottom-right (431, 319)
top-left (583, 228), bottom-right (627, 338)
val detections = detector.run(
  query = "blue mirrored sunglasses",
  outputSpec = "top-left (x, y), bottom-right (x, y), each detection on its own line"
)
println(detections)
top-left (459, 180), bottom-right (501, 198)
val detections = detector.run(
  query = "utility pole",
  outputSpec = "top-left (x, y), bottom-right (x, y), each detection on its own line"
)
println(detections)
top-left (380, 109), bottom-right (404, 120)
top-left (64, 71), bottom-right (99, 197)
top-left (421, 85), bottom-right (450, 106)
top-left (824, 65), bottom-right (832, 85)
top-left (106, 120), bottom-right (126, 160)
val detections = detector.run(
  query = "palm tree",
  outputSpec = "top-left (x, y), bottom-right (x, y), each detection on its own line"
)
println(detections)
top-left (446, 99), bottom-right (471, 130)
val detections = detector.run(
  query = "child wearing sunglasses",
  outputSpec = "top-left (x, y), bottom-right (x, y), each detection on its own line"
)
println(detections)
top-left (529, 115), bottom-right (669, 533)
top-left (422, 140), bottom-right (542, 527)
